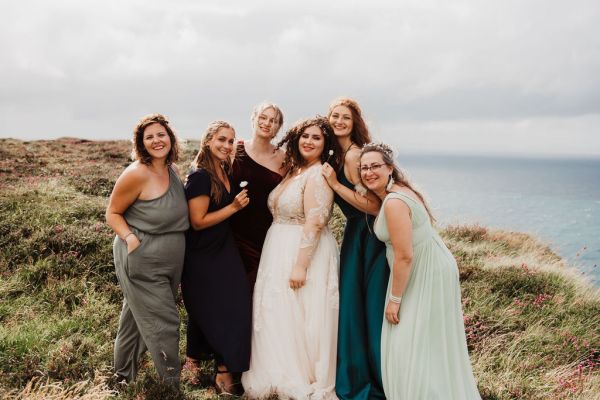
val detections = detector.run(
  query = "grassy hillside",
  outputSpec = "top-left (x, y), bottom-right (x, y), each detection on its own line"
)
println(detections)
top-left (0, 138), bottom-right (598, 399)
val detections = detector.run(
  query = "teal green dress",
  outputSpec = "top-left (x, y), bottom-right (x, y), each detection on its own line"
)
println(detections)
top-left (335, 171), bottom-right (389, 400)
top-left (374, 192), bottom-right (480, 399)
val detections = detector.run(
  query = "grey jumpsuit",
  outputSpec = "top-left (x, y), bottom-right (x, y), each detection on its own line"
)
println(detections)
top-left (112, 166), bottom-right (189, 384)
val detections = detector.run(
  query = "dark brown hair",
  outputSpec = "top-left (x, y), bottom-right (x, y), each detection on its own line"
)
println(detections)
top-left (191, 120), bottom-right (235, 203)
top-left (131, 113), bottom-right (179, 165)
top-left (275, 116), bottom-right (341, 174)
top-left (360, 142), bottom-right (435, 223)
top-left (327, 97), bottom-right (372, 148)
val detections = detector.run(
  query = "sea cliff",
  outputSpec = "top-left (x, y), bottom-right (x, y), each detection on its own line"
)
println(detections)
top-left (1, 138), bottom-right (598, 399)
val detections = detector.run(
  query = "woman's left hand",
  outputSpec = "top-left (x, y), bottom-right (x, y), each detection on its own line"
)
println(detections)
top-left (289, 264), bottom-right (307, 289)
top-left (385, 301), bottom-right (400, 325)
top-left (321, 162), bottom-right (339, 190)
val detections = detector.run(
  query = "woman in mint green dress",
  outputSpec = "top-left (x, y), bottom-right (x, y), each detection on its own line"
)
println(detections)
top-left (359, 143), bottom-right (481, 399)
top-left (321, 98), bottom-right (389, 400)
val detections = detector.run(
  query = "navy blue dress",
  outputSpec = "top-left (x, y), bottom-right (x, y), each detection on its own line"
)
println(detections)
top-left (182, 168), bottom-right (251, 373)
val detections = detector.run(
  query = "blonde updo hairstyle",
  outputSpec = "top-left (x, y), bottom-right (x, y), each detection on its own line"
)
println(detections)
top-left (250, 102), bottom-right (284, 139)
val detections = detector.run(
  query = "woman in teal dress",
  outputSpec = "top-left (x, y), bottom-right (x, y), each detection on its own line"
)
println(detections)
top-left (321, 98), bottom-right (389, 400)
top-left (359, 143), bottom-right (481, 400)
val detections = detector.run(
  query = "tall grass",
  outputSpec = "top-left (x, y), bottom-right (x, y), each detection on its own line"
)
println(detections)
top-left (1, 138), bottom-right (598, 399)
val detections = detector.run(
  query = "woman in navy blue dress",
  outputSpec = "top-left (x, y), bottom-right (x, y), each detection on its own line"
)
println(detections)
top-left (182, 120), bottom-right (251, 394)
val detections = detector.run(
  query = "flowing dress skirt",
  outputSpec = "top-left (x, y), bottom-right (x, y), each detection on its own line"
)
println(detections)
top-left (242, 222), bottom-right (340, 399)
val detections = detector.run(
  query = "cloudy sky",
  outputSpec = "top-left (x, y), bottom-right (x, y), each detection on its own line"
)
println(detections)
top-left (1, 0), bottom-right (599, 156)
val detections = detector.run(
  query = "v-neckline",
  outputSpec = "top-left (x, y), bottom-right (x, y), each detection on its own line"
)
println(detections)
top-left (271, 167), bottom-right (309, 213)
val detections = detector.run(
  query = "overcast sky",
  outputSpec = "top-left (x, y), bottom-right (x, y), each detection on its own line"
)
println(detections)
top-left (1, 0), bottom-right (599, 156)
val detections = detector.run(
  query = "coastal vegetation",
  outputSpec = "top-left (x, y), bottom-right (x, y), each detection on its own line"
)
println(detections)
top-left (0, 138), bottom-right (598, 399)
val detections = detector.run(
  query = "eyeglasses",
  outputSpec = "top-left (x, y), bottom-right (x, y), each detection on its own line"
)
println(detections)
top-left (359, 163), bottom-right (385, 173)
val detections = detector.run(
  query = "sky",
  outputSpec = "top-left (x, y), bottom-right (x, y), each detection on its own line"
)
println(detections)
top-left (1, 0), bottom-right (599, 157)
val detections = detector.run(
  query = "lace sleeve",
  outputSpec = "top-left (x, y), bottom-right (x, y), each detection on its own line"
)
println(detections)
top-left (295, 167), bottom-right (334, 271)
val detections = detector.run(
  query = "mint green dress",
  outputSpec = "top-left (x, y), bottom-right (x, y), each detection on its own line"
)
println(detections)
top-left (335, 171), bottom-right (389, 400)
top-left (374, 192), bottom-right (480, 399)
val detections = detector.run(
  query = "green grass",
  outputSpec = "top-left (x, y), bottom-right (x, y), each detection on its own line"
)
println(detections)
top-left (1, 138), bottom-right (598, 399)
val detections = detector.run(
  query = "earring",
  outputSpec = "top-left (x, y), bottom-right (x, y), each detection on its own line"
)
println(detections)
top-left (386, 174), bottom-right (394, 191)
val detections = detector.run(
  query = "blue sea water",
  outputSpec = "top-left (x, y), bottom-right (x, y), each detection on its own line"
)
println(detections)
top-left (396, 153), bottom-right (600, 286)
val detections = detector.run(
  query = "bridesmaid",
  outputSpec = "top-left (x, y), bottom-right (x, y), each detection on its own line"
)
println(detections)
top-left (321, 98), bottom-right (389, 400)
top-left (360, 143), bottom-right (481, 399)
top-left (182, 121), bottom-right (252, 395)
top-left (230, 102), bottom-right (286, 292)
top-left (106, 113), bottom-right (188, 385)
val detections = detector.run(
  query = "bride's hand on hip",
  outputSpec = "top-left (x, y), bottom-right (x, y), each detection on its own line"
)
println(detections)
top-left (385, 301), bottom-right (400, 325)
top-left (289, 265), bottom-right (307, 289)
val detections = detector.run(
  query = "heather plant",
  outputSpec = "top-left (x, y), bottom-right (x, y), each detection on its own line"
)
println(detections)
top-left (0, 138), bottom-right (598, 399)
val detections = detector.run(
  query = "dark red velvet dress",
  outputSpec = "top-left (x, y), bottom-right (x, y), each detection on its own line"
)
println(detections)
top-left (230, 141), bottom-right (283, 292)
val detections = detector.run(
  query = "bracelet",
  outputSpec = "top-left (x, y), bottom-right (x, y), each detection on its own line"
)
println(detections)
top-left (123, 232), bottom-right (136, 241)
top-left (389, 294), bottom-right (402, 304)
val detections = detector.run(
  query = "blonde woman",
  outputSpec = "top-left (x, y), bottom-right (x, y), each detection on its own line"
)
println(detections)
top-left (181, 121), bottom-right (251, 395)
top-left (230, 102), bottom-right (285, 293)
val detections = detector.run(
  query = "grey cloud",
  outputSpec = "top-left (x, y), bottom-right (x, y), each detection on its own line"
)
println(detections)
top-left (1, 0), bottom-right (599, 155)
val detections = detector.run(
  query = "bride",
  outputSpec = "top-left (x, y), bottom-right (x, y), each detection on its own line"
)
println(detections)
top-left (242, 116), bottom-right (341, 399)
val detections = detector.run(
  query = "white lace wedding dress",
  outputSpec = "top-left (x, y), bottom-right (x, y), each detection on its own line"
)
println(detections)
top-left (242, 164), bottom-right (340, 400)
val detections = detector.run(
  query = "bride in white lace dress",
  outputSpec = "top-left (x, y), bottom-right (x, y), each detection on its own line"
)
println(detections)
top-left (242, 117), bottom-right (341, 399)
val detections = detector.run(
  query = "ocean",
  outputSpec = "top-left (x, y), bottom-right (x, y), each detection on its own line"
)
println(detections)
top-left (395, 153), bottom-right (600, 286)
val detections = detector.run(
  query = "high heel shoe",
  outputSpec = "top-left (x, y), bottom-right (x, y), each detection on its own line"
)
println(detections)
top-left (213, 366), bottom-right (236, 396)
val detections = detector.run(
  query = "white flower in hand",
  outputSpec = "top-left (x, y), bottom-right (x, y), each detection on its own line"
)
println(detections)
top-left (326, 150), bottom-right (334, 164)
top-left (239, 181), bottom-right (248, 188)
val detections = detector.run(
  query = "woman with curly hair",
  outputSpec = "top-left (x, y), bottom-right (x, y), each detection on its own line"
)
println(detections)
top-left (182, 121), bottom-right (252, 395)
top-left (242, 116), bottom-right (341, 399)
top-left (321, 98), bottom-right (389, 399)
top-left (106, 113), bottom-right (189, 385)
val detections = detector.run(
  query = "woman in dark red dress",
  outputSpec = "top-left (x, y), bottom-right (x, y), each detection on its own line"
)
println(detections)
top-left (230, 102), bottom-right (286, 292)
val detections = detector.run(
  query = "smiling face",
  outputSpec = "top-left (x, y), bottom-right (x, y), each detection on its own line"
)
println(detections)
top-left (142, 122), bottom-right (172, 161)
top-left (208, 127), bottom-right (235, 162)
top-left (253, 107), bottom-right (280, 139)
top-left (360, 151), bottom-right (393, 192)
top-left (328, 105), bottom-right (353, 139)
top-left (298, 125), bottom-right (325, 164)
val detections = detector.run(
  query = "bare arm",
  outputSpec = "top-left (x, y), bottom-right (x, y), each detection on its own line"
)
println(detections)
top-left (289, 169), bottom-right (334, 289)
top-left (105, 166), bottom-right (144, 252)
top-left (188, 190), bottom-right (249, 230)
top-left (322, 148), bottom-right (380, 215)
top-left (384, 198), bottom-right (414, 324)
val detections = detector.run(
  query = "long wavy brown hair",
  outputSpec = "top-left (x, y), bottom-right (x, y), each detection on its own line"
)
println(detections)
top-left (275, 116), bottom-right (341, 174)
top-left (190, 120), bottom-right (235, 203)
top-left (360, 142), bottom-right (435, 223)
top-left (327, 97), bottom-right (372, 148)
top-left (131, 113), bottom-right (180, 165)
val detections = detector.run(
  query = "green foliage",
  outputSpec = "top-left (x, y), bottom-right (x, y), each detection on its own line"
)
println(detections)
top-left (0, 139), bottom-right (598, 399)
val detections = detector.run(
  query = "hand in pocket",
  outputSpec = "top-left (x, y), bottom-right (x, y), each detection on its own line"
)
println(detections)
top-left (126, 235), bottom-right (141, 254)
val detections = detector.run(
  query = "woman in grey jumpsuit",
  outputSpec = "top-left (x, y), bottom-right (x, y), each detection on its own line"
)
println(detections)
top-left (106, 114), bottom-right (189, 385)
